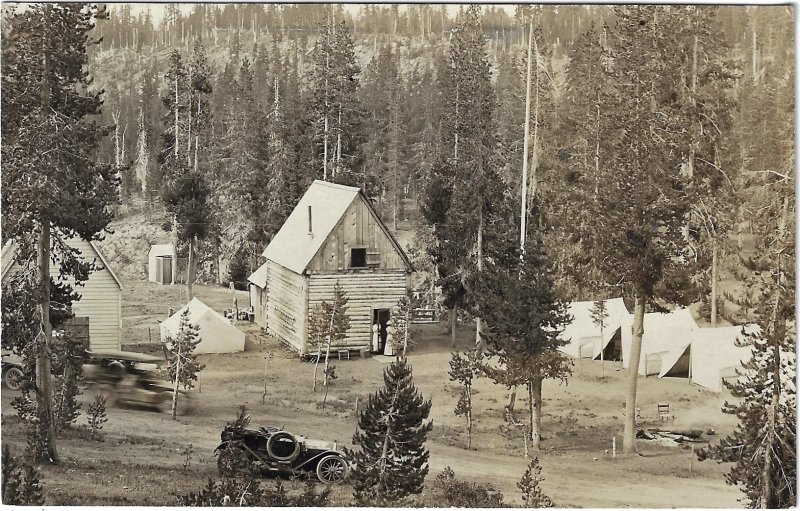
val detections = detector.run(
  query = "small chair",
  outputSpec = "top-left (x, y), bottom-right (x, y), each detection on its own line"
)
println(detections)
top-left (658, 403), bottom-right (674, 422)
top-left (337, 349), bottom-right (350, 361)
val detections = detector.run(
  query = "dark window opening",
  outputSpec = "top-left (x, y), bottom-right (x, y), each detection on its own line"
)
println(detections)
top-left (350, 248), bottom-right (367, 268)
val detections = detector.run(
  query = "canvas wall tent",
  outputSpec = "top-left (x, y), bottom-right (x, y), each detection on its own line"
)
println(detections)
top-left (2, 239), bottom-right (123, 351)
top-left (148, 243), bottom-right (175, 284)
top-left (621, 308), bottom-right (698, 376)
top-left (688, 324), bottom-right (759, 392)
top-left (247, 180), bottom-right (413, 355)
top-left (160, 297), bottom-right (246, 355)
top-left (559, 298), bottom-right (629, 359)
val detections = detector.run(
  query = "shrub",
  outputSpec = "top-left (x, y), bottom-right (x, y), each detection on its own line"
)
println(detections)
top-left (1, 445), bottom-right (44, 505)
top-left (176, 479), bottom-right (330, 507)
top-left (518, 457), bottom-right (553, 508)
top-left (429, 467), bottom-right (505, 507)
top-left (87, 394), bottom-right (108, 439)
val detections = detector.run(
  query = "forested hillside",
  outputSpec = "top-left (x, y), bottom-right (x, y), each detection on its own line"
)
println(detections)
top-left (89, 5), bottom-right (793, 312)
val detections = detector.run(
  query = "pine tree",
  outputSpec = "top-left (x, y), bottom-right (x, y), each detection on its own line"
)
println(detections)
top-left (517, 457), bottom-right (553, 508)
top-left (448, 349), bottom-right (482, 449)
top-left (348, 358), bottom-right (433, 505)
top-left (164, 309), bottom-right (205, 419)
top-left (321, 283), bottom-right (350, 407)
top-left (1, 3), bottom-right (119, 463)
top-left (86, 394), bottom-right (109, 440)
top-left (306, 13), bottom-right (364, 186)
top-left (479, 220), bottom-right (572, 452)
top-left (700, 319), bottom-right (796, 508)
top-left (163, 165), bottom-right (213, 300)
top-left (575, 6), bottom-right (704, 454)
top-left (388, 294), bottom-right (416, 356)
top-left (187, 40), bottom-right (213, 173)
top-left (423, 6), bottom-right (506, 351)
top-left (590, 299), bottom-right (609, 378)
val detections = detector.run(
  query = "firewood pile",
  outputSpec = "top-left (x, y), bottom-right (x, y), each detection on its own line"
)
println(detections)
top-left (636, 428), bottom-right (705, 447)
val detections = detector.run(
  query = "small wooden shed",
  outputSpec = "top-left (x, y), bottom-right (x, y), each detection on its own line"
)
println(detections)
top-left (2, 238), bottom-right (123, 351)
top-left (148, 243), bottom-right (174, 284)
top-left (248, 180), bottom-right (413, 354)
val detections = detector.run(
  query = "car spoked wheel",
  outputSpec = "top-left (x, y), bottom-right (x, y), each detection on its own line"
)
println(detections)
top-left (316, 454), bottom-right (348, 484)
top-left (4, 367), bottom-right (24, 391)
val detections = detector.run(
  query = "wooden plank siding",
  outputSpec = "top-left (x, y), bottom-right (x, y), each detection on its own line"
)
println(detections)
top-left (2, 238), bottom-right (121, 351)
top-left (306, 271), bottom-right (408, 352)
top-left (264, 260), bottom-right (307, 351)
top-left (307, 198), bottom-right (407, 272)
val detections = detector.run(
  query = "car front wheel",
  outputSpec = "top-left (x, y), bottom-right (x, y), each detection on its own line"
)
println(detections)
top-left (316, 454), bottom-right (348, 484)
top-left (4, 366), bottom-right (24, 390)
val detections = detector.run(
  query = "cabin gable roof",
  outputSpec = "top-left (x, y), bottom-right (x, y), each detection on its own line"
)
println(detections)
top-left (261, 180), bottom-right (412, 275)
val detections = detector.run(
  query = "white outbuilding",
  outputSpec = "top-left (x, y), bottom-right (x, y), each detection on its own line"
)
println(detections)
top-left (148, 243), bottom-right (175, 284)
top-left (160, 298), bottom-right (246, 355)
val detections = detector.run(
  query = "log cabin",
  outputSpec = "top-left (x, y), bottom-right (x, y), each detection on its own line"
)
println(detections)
top-left (248, 180), bottom-right (413, 355)
top-left (2, 238), bottom-right (123, 351)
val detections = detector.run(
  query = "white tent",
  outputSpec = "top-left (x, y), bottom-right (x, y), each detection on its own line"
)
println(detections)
top-left (559, 298), bottom-right (629, 359)
top-left (160, 298), bottom-right (246, 355)
top-left (688, 324), bottom-right (759, 392)
top-left (148, 243), bottom-right (175, 284)
top-left (621, 308), bottom-right (697, 376)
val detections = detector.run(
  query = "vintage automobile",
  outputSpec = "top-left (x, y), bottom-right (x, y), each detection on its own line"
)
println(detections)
top-left (83, 350), bottom-right (193, 414)
top-left (215, 422), bottom-right (348, 484)
top-left (1, 352), bottom-right (25, 390)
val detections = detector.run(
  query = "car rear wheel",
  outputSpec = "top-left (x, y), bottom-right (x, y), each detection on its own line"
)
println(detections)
top-left (3, 366), bottom-right (24, 390)
top-left (316, 454), bottom-right (347, 484)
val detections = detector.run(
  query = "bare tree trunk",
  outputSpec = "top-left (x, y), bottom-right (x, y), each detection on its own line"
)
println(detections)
top-left (687, 34), bottom-right (698, 178)
top-left (37, 220), bottom-right (59, 462)
top-left (321, 335), bottom-right (333, 408)
top-left (450, 306), bottom-right (457, 348)
top-left (171, 339), bottom-right (182, 420)
top-left (623, 294), bottom-right (645, 454)
top-left (711, 238), bottom-right (719, 326)
top-left (466, 384), bottom-right (473, 450)
top-left (174, 71), bottom-right (179, 158)
top-left (475, 205), bottom-right (484, 350)
top-left (520, 21), bottom-right (533, 252)
top-left (312, 338), bottom-right (322, 393)
top-left (322, 32), bottom-right (330, 180)
top-left (187, 68), bottom-right (193, 167)
top-left (763, 246), bottom-right (785, 508)
top-left (187, 237), bottom-right (195, 300)
top-left (506, 386), bottom-right (517, 414)
top-left (530, 32), bottom-right (540, 200)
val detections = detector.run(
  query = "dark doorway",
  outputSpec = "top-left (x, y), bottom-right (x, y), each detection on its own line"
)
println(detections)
top-left (597, 329), bottom-right (622, 361)
top-left (372, 308), bottom-right (391, 353)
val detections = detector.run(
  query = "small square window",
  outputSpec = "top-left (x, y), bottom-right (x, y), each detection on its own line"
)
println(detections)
top-left (350, 248), bottom-right (367, 268)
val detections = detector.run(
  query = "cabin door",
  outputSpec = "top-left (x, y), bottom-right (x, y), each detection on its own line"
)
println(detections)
top-left (372, 308), bottom-right (391, 354)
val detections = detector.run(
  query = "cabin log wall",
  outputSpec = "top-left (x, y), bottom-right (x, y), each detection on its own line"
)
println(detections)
top-left (306, 270), bottom-right (408, 352)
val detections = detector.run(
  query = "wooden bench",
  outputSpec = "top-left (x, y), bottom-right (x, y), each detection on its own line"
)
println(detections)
top-left (337, 349), bottom-right (350, 361)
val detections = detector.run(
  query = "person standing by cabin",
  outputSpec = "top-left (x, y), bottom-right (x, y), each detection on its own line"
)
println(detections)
top-left (372, 323), bottom-right (380, 353)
